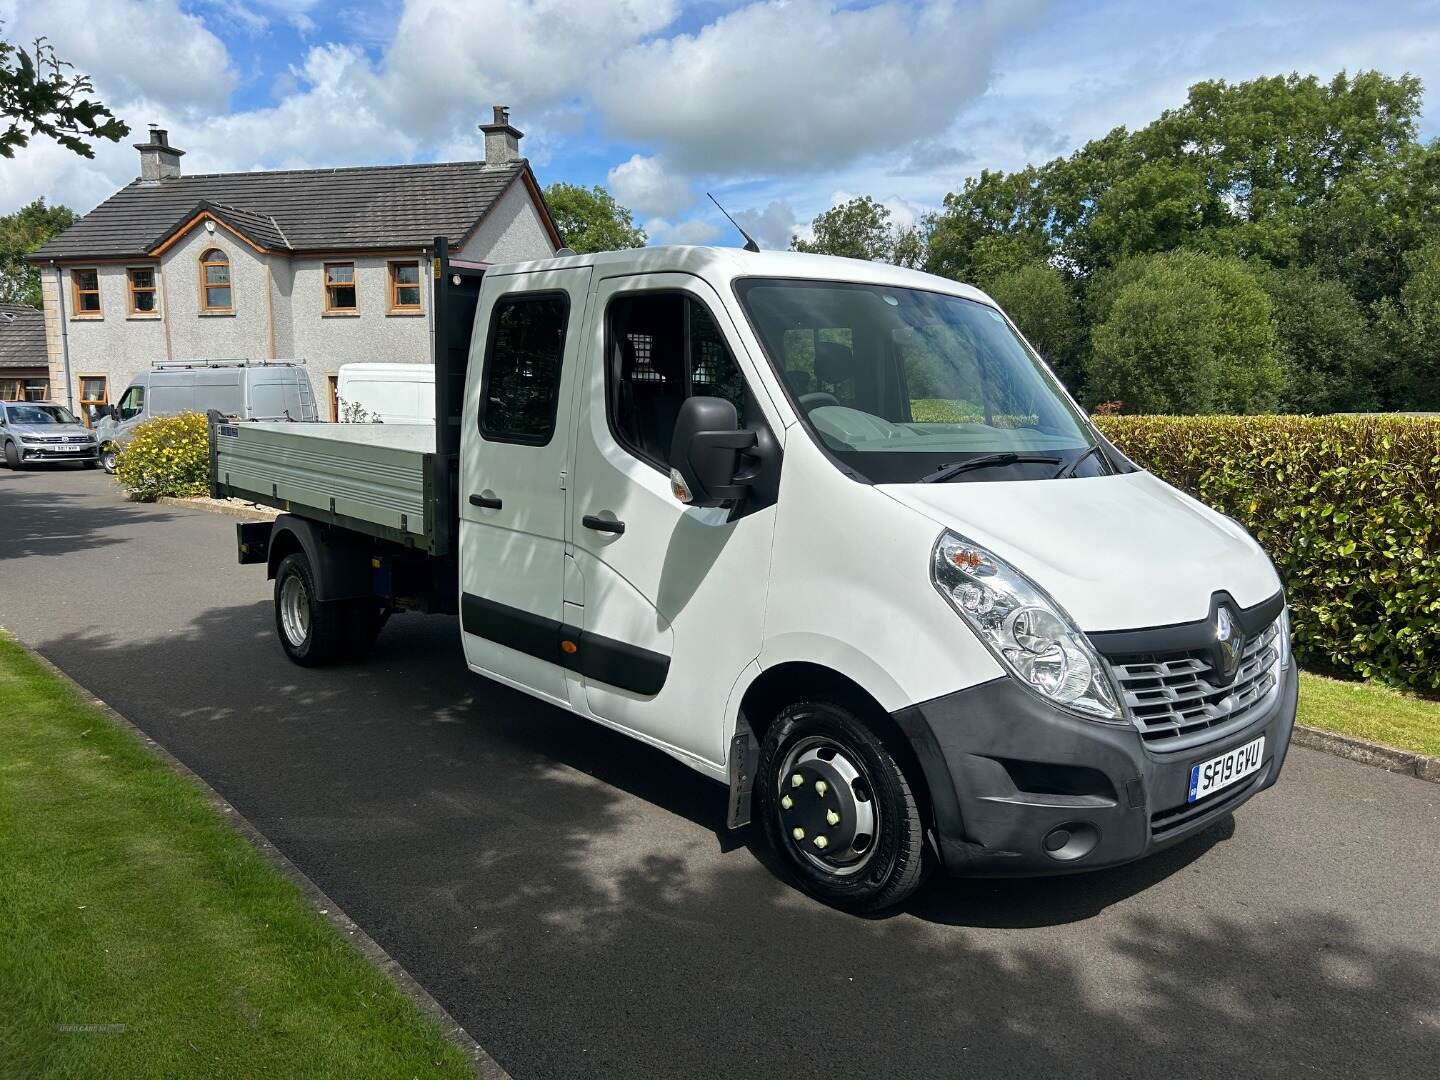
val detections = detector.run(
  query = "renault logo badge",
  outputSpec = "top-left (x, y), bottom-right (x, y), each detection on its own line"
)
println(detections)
top-left (1213, 606), bottom-right (1245, 685)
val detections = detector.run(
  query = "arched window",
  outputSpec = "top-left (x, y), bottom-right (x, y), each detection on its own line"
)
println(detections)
top-left (199, 248), bottom-right (232, 312)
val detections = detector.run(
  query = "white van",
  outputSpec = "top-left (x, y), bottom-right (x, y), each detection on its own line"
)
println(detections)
top-left (214, 244), bottom-right (1297, 911)
top-left (336, 362), bottom-right (435, 424)
top-left (96, 359), bottom-right (318, 471)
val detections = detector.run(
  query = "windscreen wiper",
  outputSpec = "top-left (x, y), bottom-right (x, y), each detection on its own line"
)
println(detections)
top-left (1052, 444), bottom-right (1108, 479)
top-left (920, 452), bottom-right (1063, 483)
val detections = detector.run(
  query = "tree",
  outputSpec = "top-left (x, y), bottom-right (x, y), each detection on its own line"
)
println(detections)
top-left (1087, 252), bottom-right (1284, 414)
top-left (0, 198), bottom-right (75, 306)
top-left (791, 196), bottom-right (924, 267)
top-left (0, 28), bottom-right (128, 158)
top-left (1260, 266), bottom-right (1379, 413)
top-left (1376, 239), bottom-right (1440, 411)
top-left (543, 183), bottom-right (645, 254)
top-left (975, 260), bottom-right (1083, 390)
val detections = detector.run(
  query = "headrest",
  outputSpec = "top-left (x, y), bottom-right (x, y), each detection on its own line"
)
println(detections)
top-left (815, 341), bottom-right (856, 384)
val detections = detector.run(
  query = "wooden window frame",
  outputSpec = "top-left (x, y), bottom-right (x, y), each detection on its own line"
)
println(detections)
top-left (127, 266), bottom-right (159, 316)
top-left (78, 375), bottom-right (109, 425)
top-left (324, 262), bottom-right (358, 314)
top-left (199, 248), bottom-right (233, 313)
top-left (71, 268), bottom-right (102, 318)
top-left (387, 260), bottom-right (422, 314)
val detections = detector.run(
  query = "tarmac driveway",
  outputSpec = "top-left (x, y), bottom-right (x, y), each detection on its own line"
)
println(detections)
top-left (2, 464), bottom-right (1437, 1079)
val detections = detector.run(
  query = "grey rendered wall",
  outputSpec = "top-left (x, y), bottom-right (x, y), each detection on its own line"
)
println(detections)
top-left (161, 225), bottom-right (272, 364)
top-left (459, 180), bottom-right (555, 264)
top-left (287, 255), bottom-right (431, 383)
top-left (58, 263), bottom-right (168, 405)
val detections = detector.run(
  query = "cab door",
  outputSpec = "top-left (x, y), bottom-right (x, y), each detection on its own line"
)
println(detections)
top-left (567, 275), bottom-right (780, 768)
top-left (459, 268), bottom-right (592, 704)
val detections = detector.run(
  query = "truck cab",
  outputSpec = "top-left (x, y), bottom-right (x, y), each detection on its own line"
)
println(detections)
top-left (219, 245), bottom-right (1297, 911)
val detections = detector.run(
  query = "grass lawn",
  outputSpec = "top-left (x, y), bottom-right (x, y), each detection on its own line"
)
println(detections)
top-left (1299, 671), bottom-right (1440, 758)
top-left (0, 632), bottom-right (474, 1079)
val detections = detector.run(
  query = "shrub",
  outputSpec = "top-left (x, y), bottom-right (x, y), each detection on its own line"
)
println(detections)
top-left (1096, 414), bottom-right (1440, 691)
top-left (114, 412), bottom-right (210, 502)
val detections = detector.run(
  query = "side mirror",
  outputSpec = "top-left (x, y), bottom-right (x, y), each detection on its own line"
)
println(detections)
top-left (668, 396), bottom-right (757, 507)
top-left (94, 404), bottom-right (116, 422)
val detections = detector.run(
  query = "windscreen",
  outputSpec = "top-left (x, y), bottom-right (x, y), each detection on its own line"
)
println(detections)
top-left (737, 278), bottom-right (1098, 483)
top-left (7, 404), bottom-right (77, 425)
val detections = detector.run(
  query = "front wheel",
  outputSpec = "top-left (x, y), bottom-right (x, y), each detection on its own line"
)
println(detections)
top-left (756, 701), bottom-right (929, 912)
top-left (100, 444), bottom-right (118, 473)
top-left (4, 440), bottom-right (21, 469)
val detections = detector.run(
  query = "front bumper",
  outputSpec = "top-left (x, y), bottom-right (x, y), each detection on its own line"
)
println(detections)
top-left (19, 443), bottom-right (99, 462)
top-left (893, 661), bottom-right (1298, 877)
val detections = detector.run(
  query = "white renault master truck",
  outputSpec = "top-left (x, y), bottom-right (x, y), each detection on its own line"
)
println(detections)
top-left (213, 242), bottom-right (1296, 911)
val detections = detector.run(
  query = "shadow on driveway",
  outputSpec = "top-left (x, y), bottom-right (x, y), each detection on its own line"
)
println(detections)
top-left (28, 599), bottom-right (1440, 1079)
top-left (0, 468), bottom-right (174, 561)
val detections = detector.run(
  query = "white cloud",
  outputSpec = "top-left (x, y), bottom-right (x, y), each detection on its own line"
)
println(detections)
top-left (607, 154), bottom-right (692, 217)
top-left (734, 200), bottom-right (799, 250)
top-left (596, 0), bottom-right (1046, 173)
top-left (1, 0), bottom-right (235, 115)
top-left (644, 216), bottom-right (722, 246)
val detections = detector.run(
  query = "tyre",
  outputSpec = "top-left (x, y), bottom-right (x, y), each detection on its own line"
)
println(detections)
top-left (273, 553), bottom-right (349, 666)
top-left (100, 445), bottom-right (118, 473)
top-left (756, 700), bottom-right (929, 912)
top-left (4, 440), bottom-right (21, 469)
top-left (82, 459), bottom-right (100, 470)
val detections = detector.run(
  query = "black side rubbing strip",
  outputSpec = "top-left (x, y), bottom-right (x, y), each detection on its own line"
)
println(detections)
top-left (460, 592), bottom-right (669, 695)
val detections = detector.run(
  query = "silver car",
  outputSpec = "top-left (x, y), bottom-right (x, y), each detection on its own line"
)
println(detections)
top-left (0, 401), bottom-right (101, 469)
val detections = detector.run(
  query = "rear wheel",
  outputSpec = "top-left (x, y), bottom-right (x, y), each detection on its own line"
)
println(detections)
top-left (274, 553), bottom-right (348, 666)
top-left (757, 700), bottom-right (929, 912)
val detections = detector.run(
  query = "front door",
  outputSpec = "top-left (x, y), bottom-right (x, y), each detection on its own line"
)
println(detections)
top-left (567, 274), bottom-right (780, 768)
top-left (459, 268), bottom-right (592, 704)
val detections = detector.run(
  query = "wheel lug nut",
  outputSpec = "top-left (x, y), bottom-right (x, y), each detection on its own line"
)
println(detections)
top-left (826, 810), bottom-right (840, 826)
top-left (791, 773), bottom-right (805, 789)
top-left (792, 827), bottom-right (805, 840)
top-left (814, 836), bottom-right (828, 850)
top-left (815, 780), bottom-right (828, 797)
top-left (781, 795), bottom-right (793, 810)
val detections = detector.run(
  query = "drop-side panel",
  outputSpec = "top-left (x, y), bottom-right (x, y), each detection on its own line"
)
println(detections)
top-left (213, 421), bottom-right (434, 548)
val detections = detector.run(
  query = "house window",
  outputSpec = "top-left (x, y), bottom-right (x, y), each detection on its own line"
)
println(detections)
top-left (0, 378), bottom-right (44, 400)
top-left (324, 262), bottom-right (357, 313)
top-left (388, 261), bottom-right (421, 312)
top-left (78, 376), bottom-right (108, 425)
top-left (72, 269), bottom-right (101, 316)
top-left (200, 249), bottom-right (232, 311)
top-left (128, 267), bottom-right (158, 314)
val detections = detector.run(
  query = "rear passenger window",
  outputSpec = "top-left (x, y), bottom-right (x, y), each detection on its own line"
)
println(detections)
top-left (607, 293), bottom-right (747, 468)
top-left (480, 293), bottom-right (569, 444)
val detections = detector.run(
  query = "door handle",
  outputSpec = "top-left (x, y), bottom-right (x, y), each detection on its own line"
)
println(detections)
top-left (469, 493), bottom-right (502, 509)
top-left (582, 514), bottom-right (625, 535)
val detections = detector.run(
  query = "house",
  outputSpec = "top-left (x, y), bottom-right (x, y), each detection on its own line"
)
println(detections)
top-left (0, 305), bottom-right (50, 402)
top-left (29, 107), bottom-right (562, 420)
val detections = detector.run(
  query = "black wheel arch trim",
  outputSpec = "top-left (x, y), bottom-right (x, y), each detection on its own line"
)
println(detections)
top-left (461, 591), bottom-right (669, 696)
top-left (266, 514), bottom-right (372, 602)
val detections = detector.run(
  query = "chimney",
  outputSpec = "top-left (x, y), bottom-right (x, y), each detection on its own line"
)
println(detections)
top-left (479, 105), bottom-right (523, 165)
top-left (134, 125), bottom-right (184, 181)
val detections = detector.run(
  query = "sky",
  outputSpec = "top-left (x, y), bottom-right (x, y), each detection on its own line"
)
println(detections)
top-left (4, 0), bottom-right (1440, 249)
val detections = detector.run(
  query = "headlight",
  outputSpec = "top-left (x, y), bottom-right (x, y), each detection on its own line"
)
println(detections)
top-left (931, 530), bottom-right (1123, 722)
top-left (1277, 606), bottom-right (1292, 670)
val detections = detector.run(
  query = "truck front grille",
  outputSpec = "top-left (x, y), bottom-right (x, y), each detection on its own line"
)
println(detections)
top-left (1106, 620), bottom-right (1280, 750)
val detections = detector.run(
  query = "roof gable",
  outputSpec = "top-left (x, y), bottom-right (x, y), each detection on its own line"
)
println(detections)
top-left (31, 159), bottom-right (555, 261)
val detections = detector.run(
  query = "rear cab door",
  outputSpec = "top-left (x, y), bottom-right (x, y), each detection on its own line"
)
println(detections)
top-left (458, 267), bottom-right (593, 704)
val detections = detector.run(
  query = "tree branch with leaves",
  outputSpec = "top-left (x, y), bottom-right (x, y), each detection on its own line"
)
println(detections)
top-left (0, 26), bottom-right (128, 159)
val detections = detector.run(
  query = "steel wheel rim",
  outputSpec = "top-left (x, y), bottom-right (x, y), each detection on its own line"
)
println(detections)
top-left (279, 573), bottom-right (310, 647)
top-left (777, 735), bottom-right (880, 877)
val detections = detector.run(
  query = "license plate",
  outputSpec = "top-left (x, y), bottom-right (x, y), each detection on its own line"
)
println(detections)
top-left (54, 444), bottom-right (81, 452)
top-left (1188, 736), bottom-right (1264, 803)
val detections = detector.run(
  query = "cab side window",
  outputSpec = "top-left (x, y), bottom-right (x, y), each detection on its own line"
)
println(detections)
top-left (479, 292), bottom-right (570, 445)
top-left (607, 293), bottom-right (747, 468)
top-left (117, 386), bottom-right (145, 420)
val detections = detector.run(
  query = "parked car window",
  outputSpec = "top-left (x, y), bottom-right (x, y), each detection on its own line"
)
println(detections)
top-left (7, 404), bottom-right (78, 424)
top-left (200, 249), bottom-right (232, 311)
top-left (606, 292), bottom-right (747, 470)
top-left (479, 292), bottom-right (569, 445)
top-left (117, 385), bottom-right (145, 420)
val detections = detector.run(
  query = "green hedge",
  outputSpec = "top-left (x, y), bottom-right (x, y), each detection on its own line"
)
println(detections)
top-left (114, 412), bottom-right (210, 502)
top-left (1095, 415), bottom-right (1440, 690)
